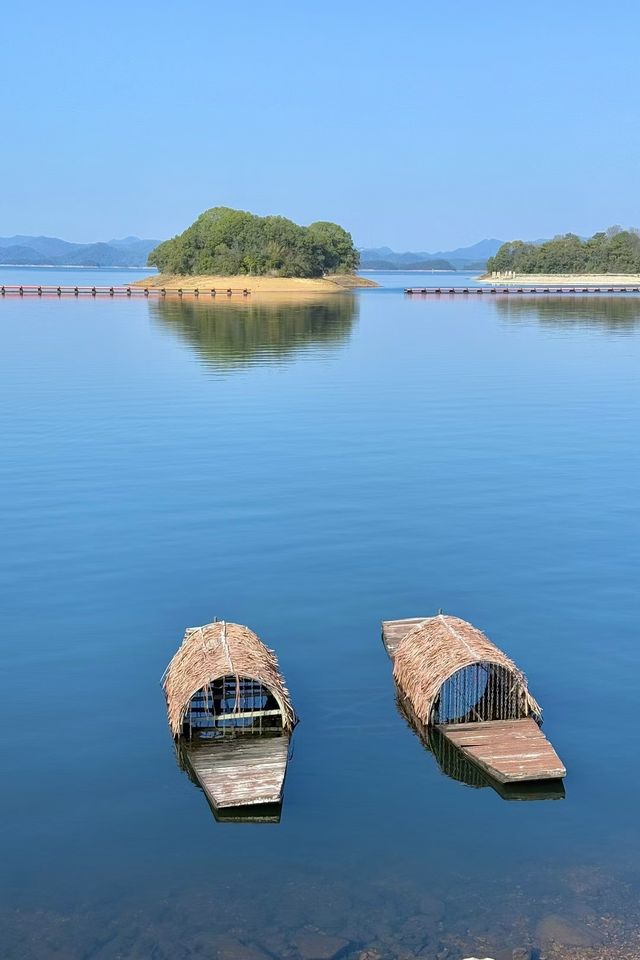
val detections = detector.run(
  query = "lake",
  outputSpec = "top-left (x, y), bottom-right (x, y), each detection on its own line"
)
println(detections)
top-left (1, 268), bottom-right (639, 959)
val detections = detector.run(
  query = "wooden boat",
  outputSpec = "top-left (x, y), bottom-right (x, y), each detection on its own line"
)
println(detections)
top-left (382, 614), bottom-right (566, 786)
top-left (163, 620), bottom-right (297, 815)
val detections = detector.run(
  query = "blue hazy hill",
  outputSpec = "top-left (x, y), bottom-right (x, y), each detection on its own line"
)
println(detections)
top-left (360, 239), bottom-right (503, 270)
top-left (0, 235), bottom-right (160, 267)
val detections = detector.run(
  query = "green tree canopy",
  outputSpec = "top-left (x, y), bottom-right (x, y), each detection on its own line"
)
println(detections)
top-left (487, 228), bottom-right (640, 274)
top-left (148, 207), bottom-right (360, 277)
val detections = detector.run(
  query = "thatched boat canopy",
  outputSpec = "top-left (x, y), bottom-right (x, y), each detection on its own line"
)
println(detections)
top-left (163, 621), bottom-right (296, 738)
top-left (392, 614), bottom-right (541, 728)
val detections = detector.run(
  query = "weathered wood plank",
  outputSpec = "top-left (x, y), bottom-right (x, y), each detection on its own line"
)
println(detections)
top-left (439, 718), bottom-right (566, 783)
top-left (381, 618), bottom-right (430, 659)
top-left (184, 735), bottom-right (290, 808)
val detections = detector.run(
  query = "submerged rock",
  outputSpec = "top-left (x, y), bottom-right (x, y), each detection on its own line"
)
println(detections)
top-left (535, 913), bottom-right (601, 947)
top-left (294, 931), bottom-right (351, 960)
top-left (212, 935), bottom-right (273, 960)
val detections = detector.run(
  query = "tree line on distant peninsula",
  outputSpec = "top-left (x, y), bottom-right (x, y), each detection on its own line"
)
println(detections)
top-left (487, 226), bottom-right (640, 274)
top-left (148, 207), bottom-right (359, 278)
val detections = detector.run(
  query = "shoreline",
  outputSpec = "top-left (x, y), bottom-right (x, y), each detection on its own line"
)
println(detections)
top-left (135, 273), bottom-right (378, 294)
top-left (478, 272), bottom-right (640, 285)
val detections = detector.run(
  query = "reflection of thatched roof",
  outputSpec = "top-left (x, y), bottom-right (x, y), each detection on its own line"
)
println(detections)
top-left (394, 690), bottom-right (488, 789)
top-left (163, 621), bottom-right (296, 737)
top-left (392, 614), bottom-right (541, 727)
top-left (150, 296), bottom-right (357, 370)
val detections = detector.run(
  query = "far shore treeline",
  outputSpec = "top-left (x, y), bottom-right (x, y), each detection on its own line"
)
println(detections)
top-left (148, 207), bottom-right (359, 278)
top-left (488, 226), bottom-right (640, 275)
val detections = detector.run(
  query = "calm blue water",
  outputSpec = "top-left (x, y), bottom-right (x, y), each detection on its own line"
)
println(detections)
top-left (0, 264), bottom-right (156, 287)
top-left (1, 271), bottom-right (640, 958)
top-left (359, 268), bottom-right (483, 290)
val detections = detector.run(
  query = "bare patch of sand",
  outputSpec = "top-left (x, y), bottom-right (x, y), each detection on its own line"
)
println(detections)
top-left (135, 273), bottom-right (377, 294)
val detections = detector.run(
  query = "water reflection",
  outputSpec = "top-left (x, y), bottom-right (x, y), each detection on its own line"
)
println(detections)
top-left (494, 295), bottom-right (640, 331)
top-left (395, 692), bottom-right (565, 801)
top-left (150, 295), bottom-right (358, 369)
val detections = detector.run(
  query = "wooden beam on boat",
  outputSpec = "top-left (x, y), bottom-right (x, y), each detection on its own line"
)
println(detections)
top-left (212, 804), bottom-right (282, 824)
top-left (184, 735), bottom-right (290, 809)
top-left (438, 718), bottom-right (566, 783)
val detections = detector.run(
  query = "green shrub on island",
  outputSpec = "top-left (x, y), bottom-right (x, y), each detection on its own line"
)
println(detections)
top-left (148, 207), bottom-right (359, 277)
top-left (487, 226), bottom-right (640, 275)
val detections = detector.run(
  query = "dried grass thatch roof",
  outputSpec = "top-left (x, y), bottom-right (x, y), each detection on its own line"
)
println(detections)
top-left (392, 614), bottom-right (541, 727)
top-left (163, 621), bottom-right (296, 737)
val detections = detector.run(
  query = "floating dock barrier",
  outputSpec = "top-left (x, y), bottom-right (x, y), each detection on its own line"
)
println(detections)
top-left (0, 285), bottom-right (250, 299)
top-left (163, 621), bottom-right (296, 814)
top-left (382, 614), bottom-right (566, 786)
top-left (405, 286), bottom-right (640, 296)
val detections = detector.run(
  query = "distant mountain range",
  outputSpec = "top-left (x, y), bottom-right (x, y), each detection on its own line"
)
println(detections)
top-left (359, 239), bottom-right (504, 271)
top-left (0, 233), bottom-right (505, 272)
top-left (0, 235), bottom-right (160, 267)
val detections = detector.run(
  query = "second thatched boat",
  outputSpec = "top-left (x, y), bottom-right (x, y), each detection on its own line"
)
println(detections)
top-left (163, 620), bottom-right (297, 815)
top-left (382, 614), bottom-right (566, 786)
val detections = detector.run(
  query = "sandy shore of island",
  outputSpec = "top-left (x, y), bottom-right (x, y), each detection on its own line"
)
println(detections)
top-left (135, 273), bottom-right (378, 294)
top-left (478, 273), bottom-right (640, 285)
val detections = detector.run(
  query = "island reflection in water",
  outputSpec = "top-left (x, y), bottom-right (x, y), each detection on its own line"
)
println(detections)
top-left (150, 294), bottom-right (358, 370)
top-left (494, 294), bottom-right (640, 331)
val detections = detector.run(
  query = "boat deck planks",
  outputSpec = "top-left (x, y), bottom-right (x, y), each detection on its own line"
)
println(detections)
top-left (381, 617), bottom-right (429, 659)
top-left (185, 735), bottom-right (290, 809)
top-left (439, 718), bottom-right (566, 783)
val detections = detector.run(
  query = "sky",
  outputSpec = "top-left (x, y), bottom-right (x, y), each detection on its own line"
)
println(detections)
top-left (2, 0), bottom-right (640, 250)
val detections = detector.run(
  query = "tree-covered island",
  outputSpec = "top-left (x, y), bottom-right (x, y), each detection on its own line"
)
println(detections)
top-left (148, 207), bottom-right (360, 278)
top-left (487, 226), bottom-right (640, 275)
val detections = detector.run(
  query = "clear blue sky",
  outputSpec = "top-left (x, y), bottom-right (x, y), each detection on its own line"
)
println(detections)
top-left (2, 0), bottom-right (639, 250)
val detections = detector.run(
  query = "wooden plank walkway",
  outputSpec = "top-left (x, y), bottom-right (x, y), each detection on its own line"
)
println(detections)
top-left (405, 286), bottom-right (640, 296)
top-left (439, 718), bottom-right (566, 783)
top-left (184, 735), bottom-right (290, 809)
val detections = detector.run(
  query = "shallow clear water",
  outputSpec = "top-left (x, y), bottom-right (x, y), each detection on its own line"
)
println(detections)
top-left (1, 274), bottom-right (640, 958)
